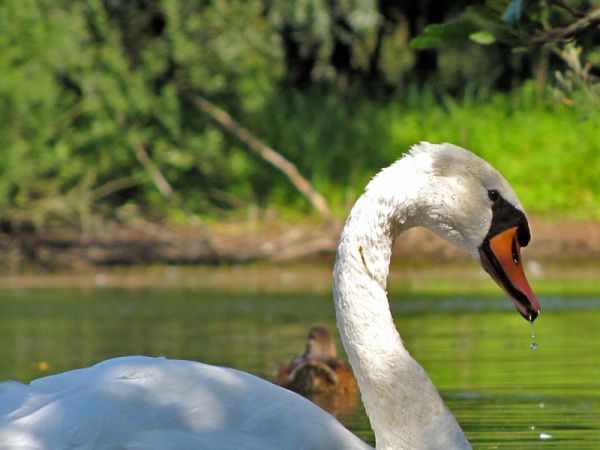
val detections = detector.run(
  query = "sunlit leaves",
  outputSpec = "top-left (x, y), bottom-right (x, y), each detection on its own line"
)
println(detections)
top-left (469, 31), bottom-right (496, 45)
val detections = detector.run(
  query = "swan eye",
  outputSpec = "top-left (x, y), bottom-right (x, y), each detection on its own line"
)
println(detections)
top-left (487, 189), bottom-right (500, 202)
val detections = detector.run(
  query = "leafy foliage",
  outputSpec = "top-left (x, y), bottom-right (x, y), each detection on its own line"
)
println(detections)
top-left (553, 42), bottom-right (600, 116)
top-left (0, 0), bottom-right (599, 231)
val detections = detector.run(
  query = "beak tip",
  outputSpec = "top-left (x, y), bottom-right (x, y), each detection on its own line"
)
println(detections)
top-left (526, 307), bottom-right (540, 323)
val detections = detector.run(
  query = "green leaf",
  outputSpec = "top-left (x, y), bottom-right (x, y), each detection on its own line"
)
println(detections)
top-left (410, 22), bottom-right (476, 49)
top-left (469, 31), bottom-right (496, 45)
top-left (464, 5), bottom-right (521, 44)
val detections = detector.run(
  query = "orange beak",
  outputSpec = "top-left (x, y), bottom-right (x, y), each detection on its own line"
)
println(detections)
top-left (479, 226), bottom-right (540, 322)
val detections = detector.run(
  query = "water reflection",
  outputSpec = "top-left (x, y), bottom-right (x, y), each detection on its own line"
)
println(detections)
top-left (0, 288), bottom-right (599, 448)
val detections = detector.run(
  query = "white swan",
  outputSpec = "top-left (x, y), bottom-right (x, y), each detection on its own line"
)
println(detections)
top-left (0, 142), bottom-right (540, 450)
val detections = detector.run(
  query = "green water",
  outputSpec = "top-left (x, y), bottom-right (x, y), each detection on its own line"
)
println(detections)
top-left (0, 283), bottom-right (599, 449)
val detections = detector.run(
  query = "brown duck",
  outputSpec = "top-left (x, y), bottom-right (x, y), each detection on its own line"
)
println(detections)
top-left (275, 326), bottom-right (358, 396)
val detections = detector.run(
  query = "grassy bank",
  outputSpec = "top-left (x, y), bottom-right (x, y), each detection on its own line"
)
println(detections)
top-left (388, 94), bottom-right (599, 220)
top-left (253, 85), bottom-right (599, 220)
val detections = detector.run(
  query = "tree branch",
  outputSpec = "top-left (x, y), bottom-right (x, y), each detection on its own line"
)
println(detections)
top-left (190, 94), bottom-right (334, 220)
top-left (529, 6), bottom-right (600, 50)
top-left (133, 144), bottom-right (174, 200)
top-left (132, 143), bottom-right (208, 229)
top-left (551, 0), bottom-right (585, 19)
top-left (93, 176), bottom-right (141, 200)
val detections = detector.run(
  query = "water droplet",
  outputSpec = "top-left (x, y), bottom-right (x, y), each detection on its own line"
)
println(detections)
top-left (530, 322), bottom-right (538, 350)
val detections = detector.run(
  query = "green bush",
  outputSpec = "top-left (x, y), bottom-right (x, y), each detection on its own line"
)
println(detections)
top-left (0, 1), bottom-right (598, 229)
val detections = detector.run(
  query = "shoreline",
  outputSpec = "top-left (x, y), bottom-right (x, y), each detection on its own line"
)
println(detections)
top-left (0, 217), bottom-right (598, 287)
top-left (0, 255), bottom-right (597, 297)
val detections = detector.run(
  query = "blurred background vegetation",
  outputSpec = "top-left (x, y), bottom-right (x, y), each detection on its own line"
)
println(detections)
top-left (1, 0), bottom-right (599, 233)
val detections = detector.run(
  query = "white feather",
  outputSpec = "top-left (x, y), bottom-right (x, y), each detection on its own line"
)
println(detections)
top-left (0, 356), bottom-right (369, 450)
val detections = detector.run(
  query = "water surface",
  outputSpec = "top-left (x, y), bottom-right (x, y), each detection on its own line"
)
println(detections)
top-left (0, 273), bottom-right (599, 449)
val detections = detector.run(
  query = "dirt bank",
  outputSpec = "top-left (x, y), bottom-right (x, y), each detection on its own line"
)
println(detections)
top-left (0, 217), bottom-right (598, 272)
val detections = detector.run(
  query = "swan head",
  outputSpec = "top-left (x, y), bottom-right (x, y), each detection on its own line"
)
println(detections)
top-left (372, 142), bottom-right (540, 322)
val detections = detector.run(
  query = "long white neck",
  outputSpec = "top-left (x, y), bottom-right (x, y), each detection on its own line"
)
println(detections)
top-left (333, 155), bottom-right (471, 450)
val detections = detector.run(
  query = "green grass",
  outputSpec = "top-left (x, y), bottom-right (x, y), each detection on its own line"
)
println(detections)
top-left (254, 84), bottom-right (600, 221)
top-left (383, 94), bottom-right (599, 219)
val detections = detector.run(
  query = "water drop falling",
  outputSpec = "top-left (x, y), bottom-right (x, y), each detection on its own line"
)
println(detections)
top-left (530, 322), bottom-right (538, 351)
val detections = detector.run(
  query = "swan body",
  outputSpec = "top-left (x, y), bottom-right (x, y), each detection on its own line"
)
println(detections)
top-left (0, 142), bottom-right (540, 449)
top-left (0, 356), bottom-right (370, 450)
